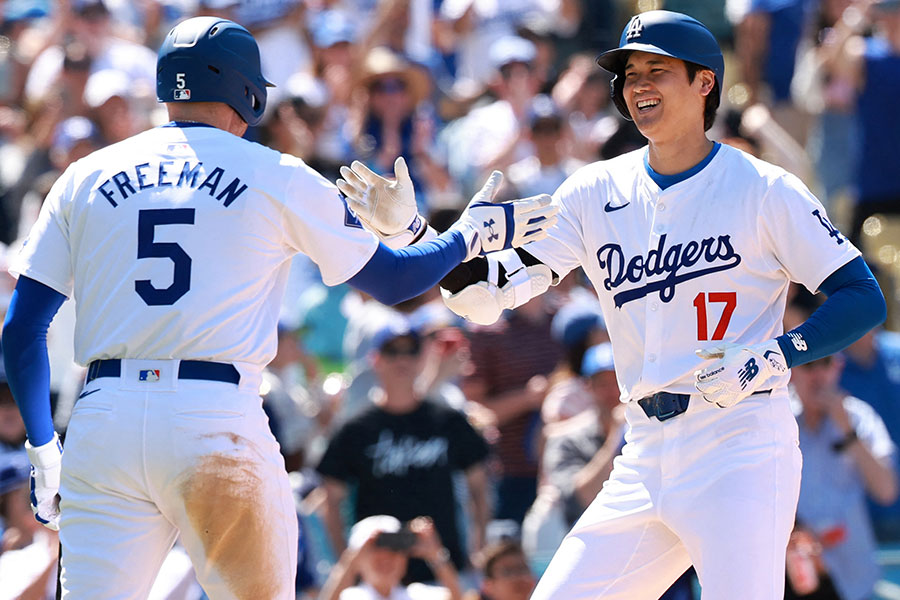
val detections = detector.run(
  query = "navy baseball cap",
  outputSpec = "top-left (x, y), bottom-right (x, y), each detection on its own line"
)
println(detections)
top-left (581, 343), bottom-right (615, 377)
top-left (371, 318), bottom-right (420, 353)
top-left (551, 301), bottom-right (606, 349)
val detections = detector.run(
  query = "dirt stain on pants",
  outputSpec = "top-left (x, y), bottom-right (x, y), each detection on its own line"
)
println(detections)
top-left (180, 452), bottom-right (282, 599)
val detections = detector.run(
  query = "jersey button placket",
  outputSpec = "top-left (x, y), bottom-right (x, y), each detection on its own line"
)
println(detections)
top-left (643, 195), bottom-right (667, 386)
top-left (643, 296), bottom-right (664, 384)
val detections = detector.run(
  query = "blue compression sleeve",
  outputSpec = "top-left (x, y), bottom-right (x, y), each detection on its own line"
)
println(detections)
top-left (776, 256), bottom-right (886, 367)
top-left (2, 276), bottom-right (67, 446)
top-left (348, 229), bottom-right (467, 305)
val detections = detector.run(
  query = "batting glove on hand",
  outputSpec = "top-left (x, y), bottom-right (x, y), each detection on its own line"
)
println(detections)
top-left (452, 171), bottom-right (558, 262)
top-left (694, 340), bottom-right (788, 408)
top-left (336, 157), bottom-right (428, 249)
top-left (25, 432), bottom-right (63, 530)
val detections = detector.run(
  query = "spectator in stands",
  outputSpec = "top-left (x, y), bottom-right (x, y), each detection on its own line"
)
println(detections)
top-left (826, 0), bottom-right (900, 244)
top-left (551, 53), bottom-right (617, 162)
top-left (318, 318), bottom-right (490, 582)
top-left (461, 294), bottom-right (562, 525)
top-left (24, 0), bottom-right (156, 107)
top-left (350, 46), bottom-right (438, 210)
top-left (541, 343), bottom-right (623, 526)
top-left (447, 36), bottom-right (541, 194)
top-left (464, 539), bottom-right (535, 600)
top-left (729, 0), bottom-right (813, 142)
top-left (541, 299), bottom-right (607, 426)
top-left (790, 0), bottom-right (860, 213)
top-left (506, 95), bottom-right (585, 200)
top-left (789, 352), bottom-right (898, 599)
top-left (320, 514), bottom-right (462, 600)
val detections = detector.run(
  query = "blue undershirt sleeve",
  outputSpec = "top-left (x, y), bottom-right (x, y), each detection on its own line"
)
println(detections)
top-left (347, 229), bottom-right (468, 305)
top-left (2, 276), bottom-right (67, 446)
top-left (776, 256), bottom-right (886, 367)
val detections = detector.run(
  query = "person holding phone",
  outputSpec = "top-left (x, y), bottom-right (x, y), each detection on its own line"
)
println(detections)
top-left (320, 515), bottom-right (463, 600)
top-left (317, 318), bottom-right (491, 583)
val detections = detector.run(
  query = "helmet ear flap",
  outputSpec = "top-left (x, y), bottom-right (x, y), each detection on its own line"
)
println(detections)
top-left (610, 75), bottom-right (632, 121)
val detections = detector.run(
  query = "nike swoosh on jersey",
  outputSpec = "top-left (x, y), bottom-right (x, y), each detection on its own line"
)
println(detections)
top-left (604, 201), bottom-right (631, 213)
top-left (77, 388), bottom-right (101, 399)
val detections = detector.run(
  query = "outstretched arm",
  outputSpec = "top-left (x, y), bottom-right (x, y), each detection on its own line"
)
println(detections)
top-left (344, 165), bottom-right (557, 306)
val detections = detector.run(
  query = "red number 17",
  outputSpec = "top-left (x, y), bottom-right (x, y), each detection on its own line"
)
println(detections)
top-left (692, 292), bottom-right (737, 341)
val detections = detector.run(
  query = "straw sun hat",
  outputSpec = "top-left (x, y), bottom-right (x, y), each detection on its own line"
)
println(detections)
top-left (358, 46), bottom-right (431, 105)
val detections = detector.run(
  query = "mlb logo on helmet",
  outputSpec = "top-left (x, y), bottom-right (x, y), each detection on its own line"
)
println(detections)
top-left (139, 370), bottom-right (161, 382)
top-left (174, 89), bottom-right (191, 100)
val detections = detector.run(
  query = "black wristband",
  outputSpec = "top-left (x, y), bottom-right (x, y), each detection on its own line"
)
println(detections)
top-left (832, 430), bottom-right (859, 453)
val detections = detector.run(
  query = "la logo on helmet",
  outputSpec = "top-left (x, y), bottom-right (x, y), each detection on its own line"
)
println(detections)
top-left (625, 16), bottom-right (643, 41)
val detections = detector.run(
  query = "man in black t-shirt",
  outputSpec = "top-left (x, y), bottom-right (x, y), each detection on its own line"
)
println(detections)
top-left (317, 318), bottom-right (491, 582)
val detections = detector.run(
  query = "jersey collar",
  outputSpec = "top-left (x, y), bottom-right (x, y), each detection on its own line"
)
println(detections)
top-left (643, 142), bottom-right (721, 191)
top-left (159, 121), bottom-right (218, 129)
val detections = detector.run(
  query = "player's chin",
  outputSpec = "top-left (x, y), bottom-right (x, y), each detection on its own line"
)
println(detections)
top-left (631, 108), bottom-right (663, 132)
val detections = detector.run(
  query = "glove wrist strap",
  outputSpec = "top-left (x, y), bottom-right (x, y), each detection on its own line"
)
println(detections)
top-left (26, 432), bottom-right (62, 468)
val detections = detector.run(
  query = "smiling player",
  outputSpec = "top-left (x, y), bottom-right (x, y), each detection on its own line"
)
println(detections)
top-left (338, 10), bottom-right (887, 599)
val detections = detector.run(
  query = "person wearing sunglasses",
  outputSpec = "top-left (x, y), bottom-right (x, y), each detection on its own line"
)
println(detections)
top-left (317, 317), bottom-right (491, 586)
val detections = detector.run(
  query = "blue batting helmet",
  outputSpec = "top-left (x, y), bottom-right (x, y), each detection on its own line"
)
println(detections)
top-left (157, 17), bottom-right (274, 127)
top-left (596, 11), bottom-right (724, 122)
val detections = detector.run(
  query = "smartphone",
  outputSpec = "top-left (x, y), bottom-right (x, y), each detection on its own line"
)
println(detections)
top-left (374, 529), bottom-right (417, 552)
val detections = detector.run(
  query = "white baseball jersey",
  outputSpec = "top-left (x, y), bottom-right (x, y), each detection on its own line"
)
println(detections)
top-left (526, 143), bottom-right (859, 402)
top-left (10, 123), bottom-right (378, 379)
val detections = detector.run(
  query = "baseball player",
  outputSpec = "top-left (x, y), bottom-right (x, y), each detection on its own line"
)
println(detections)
top-left (336, 11), bottom-right (887, 599)
top-left (0, 17), bottom-right (557, 599)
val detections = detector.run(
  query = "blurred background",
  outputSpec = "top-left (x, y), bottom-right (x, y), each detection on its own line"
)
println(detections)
top-left (0, 0), bottom-right (899, 598)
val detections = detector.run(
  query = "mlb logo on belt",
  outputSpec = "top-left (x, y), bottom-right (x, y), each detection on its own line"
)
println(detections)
top-left (139, 369), bottom-right (161, 382)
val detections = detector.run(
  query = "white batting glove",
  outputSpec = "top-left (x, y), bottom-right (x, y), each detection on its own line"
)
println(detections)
top-left (694, 340), bottom-right (788, 408)
top-left (336, 157), bottom-right (430, 249)
top-left (25, 432), bottom-right (63, 530)
top-left (451, 171), bottom-right (558, 262)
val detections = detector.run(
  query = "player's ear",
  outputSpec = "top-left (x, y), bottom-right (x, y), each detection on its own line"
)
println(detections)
top-left (698, 70), bottom-right (716, 97)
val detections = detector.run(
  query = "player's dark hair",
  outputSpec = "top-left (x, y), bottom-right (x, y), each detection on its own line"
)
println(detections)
top-left (481, 540), bottom-right (528, 579)
top-left (683, 61), bottom-right (719, 131)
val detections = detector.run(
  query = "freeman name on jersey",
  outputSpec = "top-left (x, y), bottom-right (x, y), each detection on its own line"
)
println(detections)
top-left (596, 233), bottom-right (742, 308)
top-left (97, 160), bottom-right (248, 208)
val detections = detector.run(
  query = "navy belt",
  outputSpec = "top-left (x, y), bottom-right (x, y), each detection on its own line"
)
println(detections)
top-left (637, 389), bottom-right (773, 422)
top-left (638, 392), bottom-right (690, 422)
top-left (86, 359), bottom-right (240, 385)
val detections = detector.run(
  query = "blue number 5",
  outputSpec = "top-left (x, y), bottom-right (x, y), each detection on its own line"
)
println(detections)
top-left (135, 208), bottom-right (195, 305)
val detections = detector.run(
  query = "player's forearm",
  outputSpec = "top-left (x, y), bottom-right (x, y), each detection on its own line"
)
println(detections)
top-left (2, 276), bottom-right (67, 446)
top-left (347, 232), bottom-right (467, 305)
top-left (776, 257), bottom-right (886, 367)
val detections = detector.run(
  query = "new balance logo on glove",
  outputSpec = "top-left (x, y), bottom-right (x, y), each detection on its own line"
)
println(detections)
top-left (737, 358), bottom-right (758, 390)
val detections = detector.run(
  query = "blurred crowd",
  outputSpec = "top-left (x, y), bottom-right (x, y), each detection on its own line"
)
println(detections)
top-left (1, 0), bottom-right (900, 598)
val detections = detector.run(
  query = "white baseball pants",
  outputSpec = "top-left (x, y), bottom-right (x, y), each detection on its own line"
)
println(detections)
top-left (58, 359), bottom-right (297, 599)
top-left (531, 390), bottom-right (802, 600)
